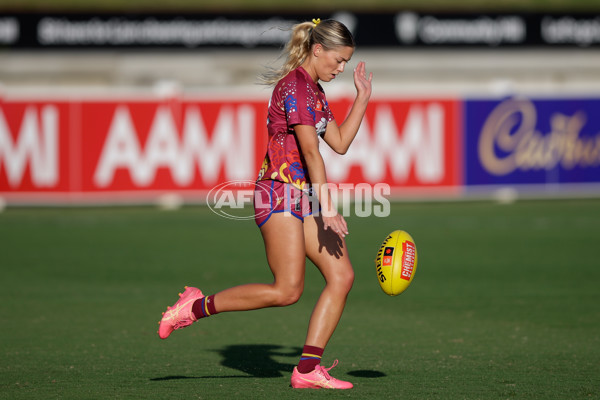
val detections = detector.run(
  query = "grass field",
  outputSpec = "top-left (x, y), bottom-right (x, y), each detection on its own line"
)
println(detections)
top-left (0, 199), bottom-right (599, 399)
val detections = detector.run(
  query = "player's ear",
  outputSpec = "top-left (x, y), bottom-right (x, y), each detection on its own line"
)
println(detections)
top-left (313, 43), bottom-right (322, 57)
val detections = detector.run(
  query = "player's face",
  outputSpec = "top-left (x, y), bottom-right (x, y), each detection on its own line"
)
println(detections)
top-left (315, 45), bottom-right (354, 82)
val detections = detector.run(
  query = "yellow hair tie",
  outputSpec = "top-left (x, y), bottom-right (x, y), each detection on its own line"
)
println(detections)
top-left (312, 18), bottom-right (321, 27)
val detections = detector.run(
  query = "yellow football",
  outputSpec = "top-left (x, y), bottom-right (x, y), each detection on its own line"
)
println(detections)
top-left (375, 230), bottom-right (418, 296)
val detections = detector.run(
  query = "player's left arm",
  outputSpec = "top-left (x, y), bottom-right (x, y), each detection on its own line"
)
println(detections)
top-left (322, 61), bottom-right (372, 154)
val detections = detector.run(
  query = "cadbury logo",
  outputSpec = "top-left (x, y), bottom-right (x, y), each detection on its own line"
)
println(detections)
top-left (478, 99), bottom-right (600, 176)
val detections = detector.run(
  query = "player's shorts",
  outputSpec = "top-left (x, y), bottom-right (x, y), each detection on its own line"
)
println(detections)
top-left (253, 180), bottom-right (315, 227)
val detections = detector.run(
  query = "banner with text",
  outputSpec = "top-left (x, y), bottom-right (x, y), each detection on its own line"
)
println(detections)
top-left (2, 12), bottom-right (600, 50)
top-left (0, 96), bottom-right (461, 203)
top-left (465, 97), bottom-right (600, 188)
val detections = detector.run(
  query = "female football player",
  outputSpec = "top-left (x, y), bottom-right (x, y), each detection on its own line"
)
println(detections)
top-left (158, 18), bottom-right (372, 389)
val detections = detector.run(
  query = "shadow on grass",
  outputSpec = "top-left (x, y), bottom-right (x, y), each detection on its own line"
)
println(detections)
top-left (347, 370), bottom-right (387, 378)
top-left (151, 344), bottom-right (300, 380)
top-left (151, 343), bottom-right (386, 381)
top-left (214, 343), bottom-right (301, 378)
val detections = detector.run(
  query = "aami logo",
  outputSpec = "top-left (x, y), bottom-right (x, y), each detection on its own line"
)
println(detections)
top-left (0, 105), bottom-right (58, 188)
top-left (400, 241), bottom-right (416, 281)
top-left (323, 101), bottom-right (451, 186)
top-left (94, 104), bottom-right (255, 188)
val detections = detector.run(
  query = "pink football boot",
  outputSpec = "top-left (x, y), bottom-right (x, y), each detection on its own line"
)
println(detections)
top-left (158, 286), bottom-right (204, 339)
top-left (291, 360), bottom-right (353, 389)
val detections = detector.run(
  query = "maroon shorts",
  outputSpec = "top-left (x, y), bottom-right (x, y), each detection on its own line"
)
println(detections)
top-left (253, 180), bottom-right (315, 227)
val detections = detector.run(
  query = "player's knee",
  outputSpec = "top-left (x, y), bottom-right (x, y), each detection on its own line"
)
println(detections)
top-left (274, 284), bottom-right (303, 306)
top-left (330, 269), bottom-right (354, 295)
top-left (278, 286), bottom-right (303, 307)
top-left (281, 287), bottom-right (304, 306)
top-left (342, 269), bottom-right (355, 293)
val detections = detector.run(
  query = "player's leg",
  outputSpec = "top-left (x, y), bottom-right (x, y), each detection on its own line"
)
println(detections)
top-left (302, 214), bottom-right (354, 348)
top-left (212, 211), bottom-right (306, 311)
top-left (290, 213), bottom-right (354, 389)
top-left (158, 211), bottom-right (306, 339)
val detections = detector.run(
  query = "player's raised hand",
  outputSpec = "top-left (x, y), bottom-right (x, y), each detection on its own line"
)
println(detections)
top-left (353, 61), bottom-right (373, 100)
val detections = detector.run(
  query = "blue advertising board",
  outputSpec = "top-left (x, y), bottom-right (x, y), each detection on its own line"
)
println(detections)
top-left (465, 97), bottom-right (600, 187)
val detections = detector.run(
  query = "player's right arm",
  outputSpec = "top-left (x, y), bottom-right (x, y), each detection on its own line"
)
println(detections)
top-left (294, 124), bottom-right (348, 238)
top-left (322, 61), bottom-right (372, 154)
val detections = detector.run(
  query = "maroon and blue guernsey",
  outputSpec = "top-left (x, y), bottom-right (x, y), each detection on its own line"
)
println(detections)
top-left (257, 66), bottom-right (335, 191)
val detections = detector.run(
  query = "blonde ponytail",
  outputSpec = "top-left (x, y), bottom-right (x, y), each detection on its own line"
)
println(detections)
top-left (260, 19), bottom-right (355, 86)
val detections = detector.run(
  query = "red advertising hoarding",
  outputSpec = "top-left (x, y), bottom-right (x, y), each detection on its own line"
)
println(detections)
top-left (0, 95), bottom-right (461, 204)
